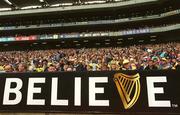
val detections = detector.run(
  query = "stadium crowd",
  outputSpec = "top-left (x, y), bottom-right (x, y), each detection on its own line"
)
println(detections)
top-left (0, 42), bottom-right (179, 73)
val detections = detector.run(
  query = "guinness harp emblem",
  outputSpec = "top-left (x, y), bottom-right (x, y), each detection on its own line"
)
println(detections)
top-left (114, 73), bottom-right (140, 109)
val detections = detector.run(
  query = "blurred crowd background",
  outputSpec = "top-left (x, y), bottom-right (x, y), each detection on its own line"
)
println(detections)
top-left (0, 42), bottom-right (179, 73)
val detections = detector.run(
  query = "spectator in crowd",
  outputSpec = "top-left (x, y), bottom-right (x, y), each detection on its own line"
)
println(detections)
top-left (4, 64), bottom-right (14, 72)
top-left (18, 63), bottom-right (28, 72)
top-left (144, 60), bottom-right (158, 70)
top-left (47, 64), bottom-right (57, 72)
top-left (0, 42), bottom-right (179, 72)
top-left (121, 59), bottom-right (130, 70)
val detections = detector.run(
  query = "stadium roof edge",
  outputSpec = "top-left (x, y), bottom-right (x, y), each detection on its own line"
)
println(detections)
top-left (0, 0), bottom-right (159, 17)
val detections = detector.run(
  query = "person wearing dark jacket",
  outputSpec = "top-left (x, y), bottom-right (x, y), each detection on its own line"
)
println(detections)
top-left (144, 60), bottom-right (158, 70)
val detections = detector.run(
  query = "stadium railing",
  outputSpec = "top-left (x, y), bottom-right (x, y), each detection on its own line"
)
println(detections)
top-left (0, 9), bottom-right (179, 31)
top-left (0, 24), bottom-right (179, 42)
top-left (0, 0), bottom-right (158, 16)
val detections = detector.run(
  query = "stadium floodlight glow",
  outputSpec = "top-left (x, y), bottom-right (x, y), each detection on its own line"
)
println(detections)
top-left (21, 5), bottom-right (41, 9)
top-left (105, 39), bottom-right (110, 42)
top-left (128, 37), bottom-right (133, 40)
top-left (139, 40), bottom-right (144, 43)
top-left (51, 3), bottom-right (73, 7)
top-left (3, 44), bottom-right (8, 47)
top-left (51, 4), bottom-right (59, 7)
top-left (83, 40), bottom-right (88, 42)
top-left (150, 35), bottom-right (157, 38)
top-left (60, 3), bottom-right (73, 6)
top-left (76, 44), bottom-right (81, 46)
top-left (150, 39), bottom-right (156, 42)
top-left (39, 0), bottom-right (44, 2)
top-left (0, 8), bottom-right (11, 11)
top-left (56, 45), bottom-right (60, 47)
top-left (33, 43), bottom-right (38, 45)
top-left (85, 0), bottom-right (106, 4)
top-left (117, 42), bottom-right (122, 44)
top-left (118, 38), bottom-right (123, 41)
top-left (4, 0), bottom-right (12, 5)
top-left (73, 41), bottom-right (78, 43)
top-left (42, 42), bottom-right (47, 45)
top-left (96, 43), bottom-right (100, 45)
top-left (114, 0), bottom-right (124, 1)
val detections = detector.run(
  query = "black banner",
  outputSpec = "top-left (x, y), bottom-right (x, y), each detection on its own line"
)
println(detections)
top-left (0, 70), bottom-right (179, 114)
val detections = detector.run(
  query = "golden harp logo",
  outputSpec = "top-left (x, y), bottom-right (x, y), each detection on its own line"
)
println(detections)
top-left (113, 73), bottom-right (141, 109)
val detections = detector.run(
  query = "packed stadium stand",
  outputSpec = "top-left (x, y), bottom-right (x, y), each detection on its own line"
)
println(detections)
top-left (0, 0), bottom-right (179, 72)
top-left (0, 0), bottom-right (179, 114)
top-left (0, 42), bottom-right (179, 72)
